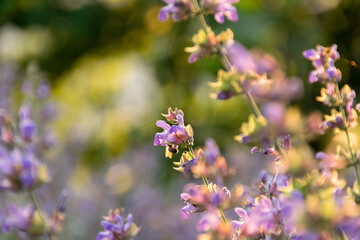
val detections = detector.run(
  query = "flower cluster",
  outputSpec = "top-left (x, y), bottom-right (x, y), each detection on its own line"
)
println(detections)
top-left (0, 65), bottom-right (66, 239)
top-left (159, 0), bottom-right (239, 24)
top-left (96, 208), bottom-right (140, 240)
top-left (173, 138), bottom-right (235, 179)
top-left (0, 146), bottom-right (50, 191)
top-left (2, 191), bottom-right (68, 236)
top-left (155, 0), bottom-right (360, 239)
top-left (154, 107), bottom-right (194, 158)
top-left (303, 44), bottom-right (341, 84)
top-left (181, 183), bottom-right (231, 218)
top-left (185, 28), bottom-right (234, 63)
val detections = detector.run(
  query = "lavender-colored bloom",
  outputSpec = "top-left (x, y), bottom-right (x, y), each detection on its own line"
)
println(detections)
top-left (19, 118), bottom-right (35, 142)
top-left (181, 203), bottom-right (200, 219)
top-left (19, 105), bottom-right (32, 120)
top-left (303, 44), bottom-right (342, 83)
top-left (196, 209), bottom-right (220, 232)
top-left (315, 152), bottom-right (342, 179)
top-left (180, 183), bottom-right (230, 218)
top-left (0, 147), bottom-right (50, 191)
top-left (96, 231), bottom-right (114, 240)
top-left (41, 103), bottom-right (57, 121)
top-left (154, 114), bottom-right (191, 147)
top-left (338, 217), bottom-right (360, 239)
top-left (1, 204), bottom-right (34, 233)
top-left (37, 81), bottom-right (50, 98)
top-left (158, 0), bottom-right (192, 22)
top-left (96, 209), bottom-right (139, 240)
top-left (232, 197), bottom-right (276, 237)
top-left (204, 138), bottom-right (220, 164)
top-left (227, 43), bottom-right (257, 73)
top-left (200, 0), bottom-right (239, 23)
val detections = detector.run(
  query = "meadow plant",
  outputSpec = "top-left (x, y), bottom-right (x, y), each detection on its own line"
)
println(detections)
top-left (1, 0), bottom-right (360, 239)
top-left (0, 64), bottom-right (140, 240)
top-left (153, 0), bottom-right (360, 239)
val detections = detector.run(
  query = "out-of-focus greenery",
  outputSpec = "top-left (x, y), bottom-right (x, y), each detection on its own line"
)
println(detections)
top-left (1, 0), bottom-right (360, 239)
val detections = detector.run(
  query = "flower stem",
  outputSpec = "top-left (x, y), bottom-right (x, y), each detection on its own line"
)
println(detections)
top-left (335, 83), bottom-right (360, 190)
top-left (190, 0), bottom-right (263, 119)
top-left (29, 189), bottom-right (55, 240)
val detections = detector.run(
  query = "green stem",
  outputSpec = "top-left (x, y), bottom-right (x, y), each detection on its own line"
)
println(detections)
top-left (334, 83), bottom-right (360, 189)
top-left (201, 176), bottom-right (209, 187)
top-left (190, 0), bottom-right (263, 119)
top-left (29, 190), bottom-right (55, 240)
top-left (201, 175), bottom-right (227, 223)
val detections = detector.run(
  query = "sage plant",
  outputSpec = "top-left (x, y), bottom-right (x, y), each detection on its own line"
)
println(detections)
top-left (154, 0), bottom-right (360, 239)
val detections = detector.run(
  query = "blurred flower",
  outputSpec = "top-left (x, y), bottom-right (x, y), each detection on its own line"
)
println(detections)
top-left (315, 152), bottom-right (346, 179)
top-left (180, 183), bottom-right (230, 219)
top-left (173, 138), bottom-right (235, 180)
top-left (227, 43), bottom-right (303, 101)
top-left (234, 114), bottom-right (267, 143)
top-left (209, 69), bottom-right (242, 100)
top-left (1, 204), bottom-right (35, 234)
top-left (158, 0), bottom-right (192, 22)
top-left (232, 197), bottom-right (276, 238)
top-left (340, 84), bottom-right (356, 113)
top-left (316, 83), bottom-right (341, 107)
top-left (200, 0), bottom-right (239, 23)
top-left (303, 44), bottom-right (341, 83)
top-left (97, 208), bottom-right (140, 240)
top-left (0, 147), bottom-right (50, 191)
top-left (185, 28), bottom-right (234, 63)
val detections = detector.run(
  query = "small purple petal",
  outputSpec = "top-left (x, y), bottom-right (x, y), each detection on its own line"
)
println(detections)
top-left (302, 49), bottom-right (317, 60)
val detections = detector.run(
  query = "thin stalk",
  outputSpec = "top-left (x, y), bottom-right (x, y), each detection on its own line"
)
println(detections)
top-left (29, 190), bottom-right (55, 240)
top-left (189, 144), bottom-right (228, 223)
top-left (190, 0), bottom-right (263, 119)
top-left (334, 83), bottom-right (360, 189)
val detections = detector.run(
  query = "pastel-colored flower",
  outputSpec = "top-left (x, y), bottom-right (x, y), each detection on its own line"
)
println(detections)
top-left (232, 197), bottom-right (276, 238)
top-left (185, 28), bottom-right (234, 63)
top-left (158, 0), bottom-right (192, 22)
top-left (180, 183), bottom-right (230, 219)
top-left (303, 44), bottom-right (341, 83)
top-left (19, 105), bottom-right (35, 142)
top-left (154, 110), bottom-right (194, 158)
top-left (96, 209), bottom-right (140, 240)
top-left (200, 0), bottom-right (239, 23)
top-left (1, 204), bottom-right (34, 233)
top-left (0, 147), bottom-right (50, 191)
top-left (315, 152), bottom-right (346, 179)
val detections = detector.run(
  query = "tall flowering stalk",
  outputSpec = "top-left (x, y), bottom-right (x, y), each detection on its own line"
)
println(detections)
top-left (303, 45), bottom-right (360, 189)
top-left (0, 64), bottom-right (65, 240)
top-left (154, 108), bottom-right (233, 238)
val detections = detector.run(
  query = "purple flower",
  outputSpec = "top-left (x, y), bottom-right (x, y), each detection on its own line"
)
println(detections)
top-left (96, 209), bottom-right (139, 240)
top-left (303, 44), bottom-right (341, 83)
top-left (154, 111), bottom-right (194, 158)
top-left (158, 0), bottom-right (192, 22)
top-left (232, 197), bottom-right (276, 237)
top-left (1, 204), bottom-right (34, 233)
top-left (37, 81), bottom-right (50, 98)
top-left (200, 0), bottom-right (239, 23)
top-left (203, 138), bottom-right (220, 164)
top-left (0, 147), bottom-right (50, 191)
top-left (315, 152), bottom-right (344, 179)
top-left (19, 119), bottom-right (35, 142)
top-left (19, 105), bottom-right (35, 142)
top-left (180, 183), bottom-right (230, 218)
top-left (154, 114), bottom-right (191, 146)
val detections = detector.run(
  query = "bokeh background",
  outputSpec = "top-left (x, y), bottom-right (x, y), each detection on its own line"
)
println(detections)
top-left (1, 0), bottom-right (360, 239)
